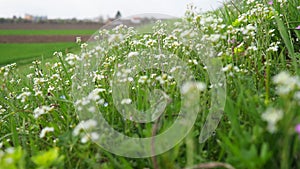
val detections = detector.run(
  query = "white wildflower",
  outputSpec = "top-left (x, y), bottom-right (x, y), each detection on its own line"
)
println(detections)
top-left (121, 98), bottom-right (132, 105)
top-left (246, 0), bottom-right (255, 4)
top-left (53, 52), bottom-right (63, 57)
top-left (108, 34), bottom-right (124, 43)
top-left (273, 72), bottom-right (300, 95)
top-left (24, 104), bottom-right (29, 110)
top-left (294, 91), bottom-right (300, 105)
top-left (47, 86), bottom-right (55, 93)
top-left (16, 92), bottom-right (31, 103)
top-left (88, 106), bottom-right (96, 113)
top-left (268, 29), bottom-right (275, 34)
top-left (277, 0), bottom-right (287, 3)
top-left (138, 76), bottom-right (148, 84)
top-left (192, 59), bottom-right (198, 65)
top-left (97, 99), bottom-right (105, 105)
top-left (33, 106), bottom-right (54, 118)
top-left (209, 34), bottom-right (221, 42)
top-left (146, 39), bottom-right (156, 47)
top-left (267, 42), bottom-right (280, 52)
top-left (127, 77), bottom-right (134, 82)
top-left (261, 108), bottom-right (283, 133)
top-left (267, 46), bottom-right (278, 52)
top-left (65, 53), bottom-right (80, 65)
top-left (0, 105), bottom-right (6, 114)
top-left (81, 132), bottom-right (99, 143)
top-left (26, 73), bottom-right (33, 79)
top-left (87, 88), bottom-right (104, 101)
top-left (33, 78), bottom-right (47, 84)
top-left (6, 147), bottom-right (15, 154)
top-left (73, 119), bottom-right (97, 136)
top-left (128, 52), bottom-right (139, 58)
top-left (76, 37), bottom-right (81, 43)
top-left (5, 158), bottom-right (13, 164)
top-left (170, 66), bottom-right (181, 73)
top-left (51, 74), bottom-right (60, 80)
top-left (39, 127), bottom-right (54, 138)
top-left (248, 45), bottom-right (258, 51)
top-left (222, 64), bottom-right (233, 72)
top-left (93, 74), bottom-right (105, 82)
top-left (155, 76), bottom-right (165, 85)
top-left (80, 43), bottom-right (88, 49)
top-left (34, 91), bottom-right (43, 97)
top-left (273, 72), bottom-right (291, 84)
top-left (181, 81), bottom-right (206, 94)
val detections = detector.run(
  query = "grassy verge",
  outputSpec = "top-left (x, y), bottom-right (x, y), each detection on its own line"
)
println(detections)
top-left (0, 43), bottom-right (78, 65)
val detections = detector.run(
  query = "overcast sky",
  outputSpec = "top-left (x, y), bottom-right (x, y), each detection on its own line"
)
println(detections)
top-left (0, 0), bottom-right (223, 19)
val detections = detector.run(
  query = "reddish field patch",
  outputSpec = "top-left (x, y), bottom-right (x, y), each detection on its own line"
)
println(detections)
top-left (0, 23), bottom-right (99, 43)
top-left (0, 23), bottom-right (103, 30)
top-left (0, 35), bottom-right (91, 43)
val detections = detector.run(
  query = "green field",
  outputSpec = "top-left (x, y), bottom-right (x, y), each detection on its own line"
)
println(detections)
top-left (0, 24), bottom-right (164, 66)
top-left (0, 29), bottom-right (96, 35)
top-left (0, 29), bottom-right (92, 65)
top-left (0, 25), bottom-right (156, 66)
top-left (0, 43), bottom-right (78, 65)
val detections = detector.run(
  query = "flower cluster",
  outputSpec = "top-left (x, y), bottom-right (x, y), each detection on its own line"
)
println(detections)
top-left (0, 63), bottom-right (16, 77)
top-left (39, 127), bottom-right (54, 138)
top-left (261, 107), bottom-right (283, 133)
top-left (33, 105), bottom-right (54, 118)
top-left (73, 119), bottom-right (99, 143)
top-left (0, 105), bottom-right (6, 114)
top-left (74, 88), bottom-right (105, 112)
top-left (271, 72), bottom-right (300, 137)
top-left (273, 71), bottom-right (300, 97)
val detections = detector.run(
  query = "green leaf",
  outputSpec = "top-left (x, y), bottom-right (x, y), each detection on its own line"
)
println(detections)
top-left (31, 147), bottom-right (64, 168)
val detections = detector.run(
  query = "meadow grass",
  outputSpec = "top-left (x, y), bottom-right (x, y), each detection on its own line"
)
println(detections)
top-left (0, 0), bottom-right (300, 169)
top-left (0, 43), bottom-right (78, 66)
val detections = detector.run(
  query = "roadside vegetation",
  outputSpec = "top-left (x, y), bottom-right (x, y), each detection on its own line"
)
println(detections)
top-left (0, 0), bottom-right (300, 168)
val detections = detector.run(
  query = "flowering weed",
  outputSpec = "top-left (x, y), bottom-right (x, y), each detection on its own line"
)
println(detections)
top-left (1, 0), bottom-right (300, 168)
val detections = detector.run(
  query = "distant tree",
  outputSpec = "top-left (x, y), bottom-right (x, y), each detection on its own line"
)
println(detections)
top-left (97, 16), bottom-right (104, 23)
top-left (0, 18), bottom-right (5, 23)
top-left (115, 11), bottom-right (122, 19)
top-left (71, 17), bottom-right (77, 23)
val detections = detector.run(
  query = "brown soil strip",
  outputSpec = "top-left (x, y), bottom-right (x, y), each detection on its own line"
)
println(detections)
top-left (0, 35), bottom-right (91, 43)
top-left (0, 23), bottom-right (103, 30)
